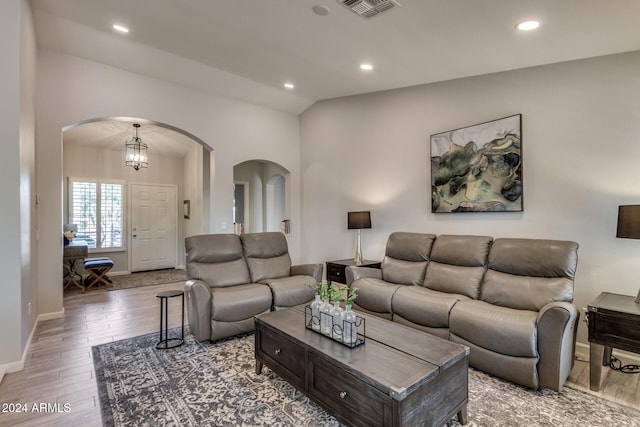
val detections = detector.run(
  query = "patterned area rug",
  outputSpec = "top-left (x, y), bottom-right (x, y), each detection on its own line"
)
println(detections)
top-left (93, 331), bottom-right (640, 427)
top-left (109, 269), bottom-right (187, 290)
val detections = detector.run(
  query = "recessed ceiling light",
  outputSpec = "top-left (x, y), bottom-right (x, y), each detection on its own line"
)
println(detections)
top-left (113, 24), bottom-right (129, 33)
top-left (516, 20), bottom-right (540, 31)
top-left (312, 5), bottom-right (331, 16)
top-left (284, 82), bottom-right (295, 90)
top-left (360, 63), bottom-right (373, 71)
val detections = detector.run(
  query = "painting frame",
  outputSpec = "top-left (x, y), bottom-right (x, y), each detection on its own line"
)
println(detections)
top-left (430, 114), bottom-right (523, 213)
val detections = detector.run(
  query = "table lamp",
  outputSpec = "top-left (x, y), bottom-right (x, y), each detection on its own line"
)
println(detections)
top-left (348, 211), bottom-right (372, 265)
top-left (616, 205), bottom-right (640, 303)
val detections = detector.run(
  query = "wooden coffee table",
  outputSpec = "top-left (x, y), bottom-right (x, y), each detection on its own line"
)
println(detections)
top-left (255, 307), bottom-right (469, 427)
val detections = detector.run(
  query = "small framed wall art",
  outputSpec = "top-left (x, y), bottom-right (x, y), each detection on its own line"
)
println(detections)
top-left (430, 114), bottom-right (523, 213)
top-left (183, 200), bottom-right (191, 219)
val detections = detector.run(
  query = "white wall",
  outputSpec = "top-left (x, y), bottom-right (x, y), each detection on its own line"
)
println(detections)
top-left (63, 143), bottom-right (187, 272)
top-left (300, 50), bottom-right (640, 345)
top-left (183, 143), bottom-right (205, 247)
top-left (0, 0), bottom-right (37, 372)
top-left (36, 49), bottom-right (302, 320)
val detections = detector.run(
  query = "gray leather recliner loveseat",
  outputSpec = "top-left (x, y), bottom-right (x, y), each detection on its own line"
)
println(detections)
top-left (346, 232), bottom-right (579, 392)
top-left (184, 232), bottom-right (322, 342)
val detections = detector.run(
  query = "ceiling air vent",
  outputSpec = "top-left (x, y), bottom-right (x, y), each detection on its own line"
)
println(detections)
top-left (338, 0), bottom-right (400, 19)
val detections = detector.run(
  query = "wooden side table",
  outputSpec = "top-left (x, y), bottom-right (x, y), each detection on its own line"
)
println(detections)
top-left (587, 292), bottom-right (640, 391)
top-left (326, 259), bottom-right (381, 284)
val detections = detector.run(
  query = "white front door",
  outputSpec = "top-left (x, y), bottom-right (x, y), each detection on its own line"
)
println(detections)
top-left (130, 183), bottom-right (177, 272)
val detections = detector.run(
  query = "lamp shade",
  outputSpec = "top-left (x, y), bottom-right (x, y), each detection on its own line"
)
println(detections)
top-left (616, 205), bottom-right (640, 239)
top-left (348, 211), bottom-right (371, 229)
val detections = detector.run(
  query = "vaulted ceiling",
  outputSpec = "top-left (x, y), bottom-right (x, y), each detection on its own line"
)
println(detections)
top-left (31, 0), bottom-right (640, 153)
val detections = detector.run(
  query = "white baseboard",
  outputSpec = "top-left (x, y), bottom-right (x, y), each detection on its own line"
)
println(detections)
top-left (0, 309), bottom-right (65, 384)
top-left (109, 270), bottom-right (131, 276)
top-left (38, 308), bottom-right (64, 321)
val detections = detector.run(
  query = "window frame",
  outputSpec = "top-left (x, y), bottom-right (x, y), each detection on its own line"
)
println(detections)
top-left (68, 177), bottom-right (126, 253)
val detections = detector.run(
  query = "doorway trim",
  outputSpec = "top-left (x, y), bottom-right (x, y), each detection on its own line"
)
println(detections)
top-left (234, 181), bottom-right (250, 233)
top-left (129, 183), bottom-right (178, 272)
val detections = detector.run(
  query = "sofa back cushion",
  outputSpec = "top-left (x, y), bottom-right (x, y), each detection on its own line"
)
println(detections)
top-left (424, 235), bottom-right (492, 299)
top-left (185, 234), bottom-right (251, 287)
top-left (481, 238), bottom-right (578, 311)
top-left (381, 232), bottom-right (436, 285)
top-left (241, 232), bottom-right (292, 282)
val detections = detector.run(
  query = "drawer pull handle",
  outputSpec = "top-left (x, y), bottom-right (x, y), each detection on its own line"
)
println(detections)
top-left (275, 349), bottom-right (281, 356)
top-left (339, 391), bottom-right (347, 399)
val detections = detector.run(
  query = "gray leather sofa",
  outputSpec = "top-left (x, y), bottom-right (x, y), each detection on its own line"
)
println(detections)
top-left (346, 232), bottom-right (579, 392)
top-left (184, 232), bottom-right (322, 341)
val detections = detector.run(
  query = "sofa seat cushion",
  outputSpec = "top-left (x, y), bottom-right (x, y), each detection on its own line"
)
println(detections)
top-left (450, 300), bottom-right (538, 358)
top-left (210, 283), bottom-right (272, 322)
top-left (351, 278), bottom-right (403, 316)
top-left (392, 286), bottom-right (469, 329)
top-left (261, 275), bottom-right (316, 308)
top-left (450, 334), bottom-right (539, 389)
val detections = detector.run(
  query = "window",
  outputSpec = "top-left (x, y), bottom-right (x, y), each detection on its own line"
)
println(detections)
top-left (69, 179), bottom-right (124, 250)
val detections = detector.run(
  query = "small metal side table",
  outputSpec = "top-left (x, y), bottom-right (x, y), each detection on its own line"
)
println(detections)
top-left (156, 290), bottom-right (185, 349)
top-left (587, 292), bottom-right (640, 391)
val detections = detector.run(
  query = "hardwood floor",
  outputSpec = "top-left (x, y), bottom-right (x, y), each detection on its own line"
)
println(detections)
top-left (0, 282), bottom-right (185, 427)
top-left (0, 284), bottom-right (638, 426)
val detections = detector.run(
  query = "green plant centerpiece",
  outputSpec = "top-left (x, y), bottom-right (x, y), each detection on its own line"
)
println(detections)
top-left (345, 286), bottom-right (358, 307)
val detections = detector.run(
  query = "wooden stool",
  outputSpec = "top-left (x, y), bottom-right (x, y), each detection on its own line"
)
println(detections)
top-left (83, 257), bottom-right (114, 290)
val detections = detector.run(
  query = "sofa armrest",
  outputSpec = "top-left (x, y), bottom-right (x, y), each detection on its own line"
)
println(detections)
top-left (184, 279), bottom-right (212, 342)
top-left (346, 266), bottom-right (382, 286)
top-left (536, 302), bottom-right (579, 391)
top-left (291, 263), bottom-right (323, 283)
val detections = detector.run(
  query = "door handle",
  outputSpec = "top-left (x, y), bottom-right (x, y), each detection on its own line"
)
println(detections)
top-left (132, 234), bottom-right (137, 238)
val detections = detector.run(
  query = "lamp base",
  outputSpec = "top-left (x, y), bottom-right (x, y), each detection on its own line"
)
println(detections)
top-left (354, 229), bottom-right (363, 265)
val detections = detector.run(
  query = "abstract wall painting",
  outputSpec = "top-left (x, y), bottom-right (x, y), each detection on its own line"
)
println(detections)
top-left (431, 114), bottom-right (522, 213)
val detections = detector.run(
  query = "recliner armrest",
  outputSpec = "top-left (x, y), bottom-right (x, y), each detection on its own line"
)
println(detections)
top-left (346, 266), bottom-right (382, 286)
top-left (184, 279), bottom-right (212, 342)
top-left (291, 263), bottom-right (323, 283)
top-left (536, 301), bottom-right (579, 391)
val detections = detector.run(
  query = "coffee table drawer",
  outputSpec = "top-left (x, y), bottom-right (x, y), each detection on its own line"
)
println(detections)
top-left (308, 353), bottom-right (392, 427)
top-left (257, 327), bottom-right (306, 387)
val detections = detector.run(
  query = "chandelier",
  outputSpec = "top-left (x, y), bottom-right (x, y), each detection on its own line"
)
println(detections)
top-left (124, 123), bottom-right (148, 170)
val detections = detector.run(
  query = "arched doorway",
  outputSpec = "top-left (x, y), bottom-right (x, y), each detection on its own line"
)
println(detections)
top-left (233, 160), bottom-right (289, 234)
top-left (62, 117), bottom-right (212, 273)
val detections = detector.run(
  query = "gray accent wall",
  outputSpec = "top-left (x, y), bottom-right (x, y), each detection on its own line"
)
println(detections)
top-left (300, 50), bottom-right (640, 345)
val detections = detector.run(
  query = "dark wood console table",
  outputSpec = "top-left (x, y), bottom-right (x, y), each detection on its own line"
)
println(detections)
top-left (326, 259), bottom-right (381, 284)
top-left (587, 292), bottom-right (640, 391)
